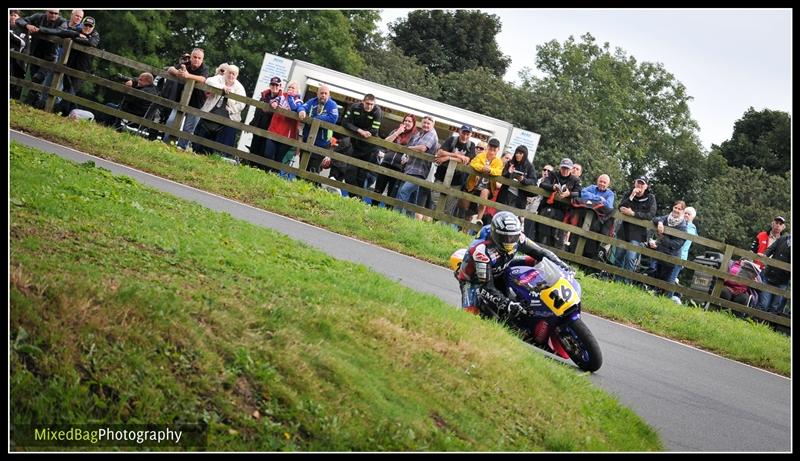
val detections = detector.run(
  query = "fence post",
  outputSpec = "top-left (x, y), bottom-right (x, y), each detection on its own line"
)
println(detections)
top-left (299, 118), bottom-right (321, 172)
top-left (434, 159), bottom-right (458, 215)
top-left (44, 39), bottom-right (73, 113)
top-left (574, 210), bottom-right (594, 257)
top-left (708, 244), bottom-right (735, 311)
top-left (169, 79), bottom-right (195, 139)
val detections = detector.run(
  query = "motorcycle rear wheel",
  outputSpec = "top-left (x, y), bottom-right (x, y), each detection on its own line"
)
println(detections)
top-left (557, 318), bottom-right (603, 372)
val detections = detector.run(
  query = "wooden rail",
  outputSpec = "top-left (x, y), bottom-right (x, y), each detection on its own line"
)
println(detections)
top-left (11, 38), bottom-right (791, 327)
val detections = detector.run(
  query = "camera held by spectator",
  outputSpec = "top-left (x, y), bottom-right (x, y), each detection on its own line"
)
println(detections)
top-left (179, 53), bottom-right (191, 66)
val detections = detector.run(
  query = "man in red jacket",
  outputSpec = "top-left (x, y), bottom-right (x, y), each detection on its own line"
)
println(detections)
top-left (752, 216), bottom-right (786, 271)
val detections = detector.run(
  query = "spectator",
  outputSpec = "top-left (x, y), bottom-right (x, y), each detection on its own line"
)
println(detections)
top-left (340, 93), bottom-right (383, 195)
top-left (396, 115), bottom-right (438, 218)
top-left (34, 9), bottom-right (83, 109)
top-left (570, 174), bottom-right (616, 259)
top-left (496, 145), bottom-right (536, 212)
top-left (95, 72), bottom-right (159, 128)
top-left (571, 162), bottom-right (583, 179)
top-left (758, 233), bottom-right (791, 315)
top-left (432, 124), bottom-right (477, 218)
top-left (162, 48), bottom-right (208, 149)
top-left (9, 9), bottom-right (27, 100)
top-left (462, 137), bottom-right (504, 224)
top-left (248, 76), bottom-right (283, 160)
top-left (751, 216), bottom-right (786, 271)
top-left (52, 15), bottom-right (99, 115)
top-left (646, 200), bottom-right (688, 285)
top-left (523, 164), bottom-right (552, 239)
top-left (297, 84), bottom-right (339, 173)
top-left (614, 176), bottom-right (657, 283)
top-left (721, 259), bottom-right (763, 311)
top-left (669, 206), bottom-right (697, 285)
top-left (16, 9), bottom-right (66, 104)
top-left (192, 64), bottom-right (246, 156)
top-left (536, 158), bottom-right (581, 249)
top-left (374, 114), bottom-right (418, 207)
top-left (261, 79), bottom-right (302, 171)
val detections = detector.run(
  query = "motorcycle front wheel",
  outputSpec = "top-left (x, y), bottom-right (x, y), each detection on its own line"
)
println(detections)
top-left (557, 318), bottom-right (603, 372)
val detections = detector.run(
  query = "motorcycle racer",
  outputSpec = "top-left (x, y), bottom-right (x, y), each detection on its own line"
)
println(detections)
top-left (455, 211), bottom-right (571, 316)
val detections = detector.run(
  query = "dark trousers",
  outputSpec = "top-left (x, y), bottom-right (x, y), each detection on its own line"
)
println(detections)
top-left (536, 206), bottom-right (565, 248)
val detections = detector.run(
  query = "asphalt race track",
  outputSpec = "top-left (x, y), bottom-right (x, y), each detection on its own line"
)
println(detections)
top-left (10, 131), bottom-right (791, 452)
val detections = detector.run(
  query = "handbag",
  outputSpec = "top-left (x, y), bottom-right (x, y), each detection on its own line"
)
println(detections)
top-left (203, 96), bottom-right (229, 131)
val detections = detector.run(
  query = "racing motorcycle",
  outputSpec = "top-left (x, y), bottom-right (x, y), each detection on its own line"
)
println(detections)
top-left (451, 251), bottom-right (603, 372)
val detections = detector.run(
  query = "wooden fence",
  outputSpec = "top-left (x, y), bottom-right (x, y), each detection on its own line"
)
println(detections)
top-left (10, 36), bottom-right (791, 329)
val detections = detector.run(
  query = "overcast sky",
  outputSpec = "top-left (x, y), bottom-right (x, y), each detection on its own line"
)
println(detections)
top-left (378, 8), bottom-right (792, 151)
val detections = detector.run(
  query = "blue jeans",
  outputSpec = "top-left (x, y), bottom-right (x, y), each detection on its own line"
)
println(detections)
top-left (396, 180), bottom-right (421, 218)
top-left (758, 282), bottom-right (788, 314)
top-left (162, 110), bottom-right (200, 148)
top-left (614, 240), bottom-right (642, 284)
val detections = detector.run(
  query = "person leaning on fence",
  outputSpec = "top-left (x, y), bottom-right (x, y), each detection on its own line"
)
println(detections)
top-left (9, 9), bottom-right (28, 100)
top-left (395, 115), bottom-right (438, 218)
top-left (192, 64), bottom-right (246, 156)
top-left (297, 84), bottom-right (340, 173)
top-left (95, 72), bottom-right (158, 128)
top-left (645, 200), bottom-right (688, 287)
top-left (614, 176), bottom-right (657, 284)
top-left (461, 138), bottom-right (504, 225)
top-left (340, 93), bottom-right (383, 196)
top-left (162, 48), bottom-right (208, 149)
top-left (570, 173), bottom-right (616, 259)
top-left (51, 16), bottom-right (100, 115)
top-left (16, 9), bottom-right (66, 104)
top-left (536, 158), bottom-right (581, 249)
top-left (758, 233), bottom-right (791, 315)
top-left (496, 144), bottom-right (537, 214)
top-left (751, 216), bottom-right (786, 272)
top-left (373, 113), bottom-right (418, 207)
top-left (33, 9), bottom-right (83, 110)
top-left (669, 206), bottom-right (697, 285)
top-left (248, 76), bottom-right (283, 159)
top-left (431, 124), bottom-right (477, 217)
top-left (264, 80), bottom-right (303, 173)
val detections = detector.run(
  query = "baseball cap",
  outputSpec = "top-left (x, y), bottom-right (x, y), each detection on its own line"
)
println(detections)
top-left (559, 158), bottom-right (573, 169)
top-left (774, 216), bottom-right (786, 223)
top-left (460, 124), bottom-right (473, 133)
top-left (635, 176), bottom-right (648, 186)
top-left (269, 76), bottom-right (281, 85)
top-left (83, 16), bottom-right (95, 27)
top-left (488, 138), bottom-right (500, 148)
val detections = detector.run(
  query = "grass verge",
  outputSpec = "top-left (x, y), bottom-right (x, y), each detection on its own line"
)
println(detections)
top-left (10, 143), bottom-right (662, 451)
top-left (9, 102), bottom-right (790, 376)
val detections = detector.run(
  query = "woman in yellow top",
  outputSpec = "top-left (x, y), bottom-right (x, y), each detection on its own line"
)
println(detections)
top-left (463, 138), bottom-right (504, 224)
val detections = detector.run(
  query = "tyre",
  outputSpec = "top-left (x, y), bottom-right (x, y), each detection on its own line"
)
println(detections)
top-left (557, 318), bottom-right (603, 372)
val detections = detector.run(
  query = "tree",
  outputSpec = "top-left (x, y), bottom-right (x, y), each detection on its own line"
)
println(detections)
top-left (715, 107), bottom-right (791, 177)
top-left (698, 166), bottom-right (790, 249)
top-left (389, 10), bottom-right (510, 78)
top-left (359, 40), bottom-right (441, 100)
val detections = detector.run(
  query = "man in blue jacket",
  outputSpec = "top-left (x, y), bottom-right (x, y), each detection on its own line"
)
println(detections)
top-left (298, 84), bottom-right (339, 173)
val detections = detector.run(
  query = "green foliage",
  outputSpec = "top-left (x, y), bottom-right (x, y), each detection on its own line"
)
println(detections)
top-left (360, 40), bottom-right (442, 100)
top-left (72, 10), bottom-right (376, 104)
top-left (389, 10), bottom-right (511, 78)
top-left (716, 107), bottom-right (791, 176)
top-left (698, 166), bottom-right (790, 249)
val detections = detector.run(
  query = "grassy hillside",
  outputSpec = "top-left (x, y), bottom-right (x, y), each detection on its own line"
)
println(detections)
top-left (9, 103), bottom-right (790, 376)
top-left (10, 144), bottom-right (662, 451)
